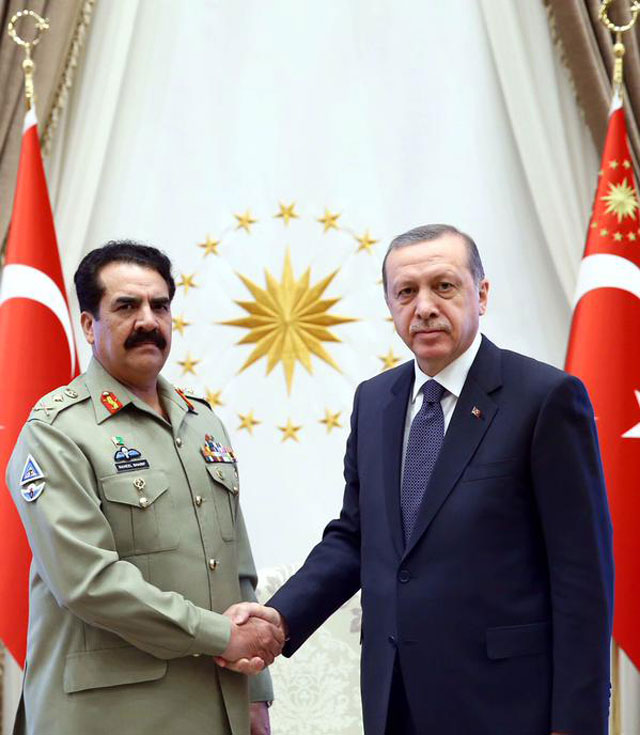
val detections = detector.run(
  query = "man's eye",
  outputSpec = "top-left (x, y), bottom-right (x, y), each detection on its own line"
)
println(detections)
top-left (438, 282), bottom-right (454, 291)
top-left (154, 303), bottom-right (170, 312)
top-left (119, 303), bottom-right (134, 311)
top-left (397, 287), bottom-right (414, 298)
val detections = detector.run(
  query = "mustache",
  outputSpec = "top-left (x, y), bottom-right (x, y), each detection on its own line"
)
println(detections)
top-left (409, 319), bottom-right (451, 335)
top-left (124, 329), bottom-right (167, 350)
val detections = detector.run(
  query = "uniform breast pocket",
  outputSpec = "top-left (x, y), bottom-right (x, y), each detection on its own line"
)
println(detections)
top-left (206, 463), bottom-right (238, 541)
top-left (100, 470), bottom-right (180, 555)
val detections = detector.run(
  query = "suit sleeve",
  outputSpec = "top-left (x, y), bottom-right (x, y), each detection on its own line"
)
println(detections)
top-left (268, 384), bottom-right (363, 655)
top-left (531, 374), bottom-right (614, 734)
top-left (8, 419), bottom-right (232, 659)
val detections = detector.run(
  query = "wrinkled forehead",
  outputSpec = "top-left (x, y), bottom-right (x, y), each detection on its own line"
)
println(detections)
top-left (388, 235), bottom-right (471, 274)
top-left (98, 262), bottom-right (169, 302)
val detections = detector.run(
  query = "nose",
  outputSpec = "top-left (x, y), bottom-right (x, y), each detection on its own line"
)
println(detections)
top-left (414, 288), bottom-right (439, 320)
top-left (135, 301), bottom-right (159, 331)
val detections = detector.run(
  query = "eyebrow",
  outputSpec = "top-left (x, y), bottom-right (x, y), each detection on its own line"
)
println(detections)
top-left (111, 296), bottom-right (170, 308)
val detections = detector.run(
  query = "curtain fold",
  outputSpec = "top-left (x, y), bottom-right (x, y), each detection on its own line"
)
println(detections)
top-left (545, 0), bottom-right (640, 176)
top-left (0, 0), bottom-right (90, 252)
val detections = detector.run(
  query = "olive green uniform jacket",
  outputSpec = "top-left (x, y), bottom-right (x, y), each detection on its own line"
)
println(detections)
top-left (7, 358), bottom-right (272, 735)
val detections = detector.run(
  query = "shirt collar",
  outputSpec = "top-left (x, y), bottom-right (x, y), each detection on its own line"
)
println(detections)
top-left (411, 330), bottom-right (482, 403)
top-left (85, 358), bottom-right (189, 424)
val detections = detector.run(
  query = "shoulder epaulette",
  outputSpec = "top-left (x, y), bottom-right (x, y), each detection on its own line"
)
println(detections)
top-left (174, 386), bottom-right (213, 412)
top-left (28, 381), bottom-right (90, 424)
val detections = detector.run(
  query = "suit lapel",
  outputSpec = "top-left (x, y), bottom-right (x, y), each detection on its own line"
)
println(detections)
top-left (402, 337), bottom-right (503, 560)
top-left (382, 362), bottom-right (414, 558)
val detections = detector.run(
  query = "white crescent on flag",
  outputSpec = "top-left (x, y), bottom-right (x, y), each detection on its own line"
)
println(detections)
top-left (0, 264), bottom-right (76, 374)
top-left (572, 253), bottom-right (640, 307)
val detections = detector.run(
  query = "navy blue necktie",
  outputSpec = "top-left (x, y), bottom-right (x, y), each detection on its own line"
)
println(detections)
top-left (401, 379), bottom-right (445, 542)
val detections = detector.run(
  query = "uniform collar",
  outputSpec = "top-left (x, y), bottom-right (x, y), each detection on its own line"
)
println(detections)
top-left (84, 358), bottom-right (194, 424)
top-left (411, 330), bottom-right (482, 403)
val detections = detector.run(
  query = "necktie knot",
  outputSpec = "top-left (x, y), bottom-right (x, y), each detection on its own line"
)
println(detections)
top-left (422, 379), bottom-right (445, 405)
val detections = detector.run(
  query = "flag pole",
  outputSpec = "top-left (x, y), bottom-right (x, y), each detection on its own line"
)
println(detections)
top-left (595, 7), bottom-right (639, 734)
top-left (6, 9), bottom-right (50, 112)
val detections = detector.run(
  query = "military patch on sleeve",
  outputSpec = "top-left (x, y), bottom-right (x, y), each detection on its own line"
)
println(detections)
top-left (20, 454), bottom-right (44, 484)
top-left (20, 455), bottom-right (46, 502)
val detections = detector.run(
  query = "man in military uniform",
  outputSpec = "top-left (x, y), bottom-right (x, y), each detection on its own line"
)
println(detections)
top-left (7, 241), bottom-right (281, 735)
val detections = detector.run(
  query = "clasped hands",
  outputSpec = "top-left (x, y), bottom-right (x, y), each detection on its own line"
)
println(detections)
top-left (216, 602), bottom-right (286, 675)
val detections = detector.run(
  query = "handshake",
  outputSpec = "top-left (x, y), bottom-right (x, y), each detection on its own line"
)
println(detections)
top-left (216, 602), bottom-right (287, 675)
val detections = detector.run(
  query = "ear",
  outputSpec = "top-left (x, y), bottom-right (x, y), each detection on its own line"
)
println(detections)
top-left (80, 311), bottom-right (96, 345)
top-left (478, 279), bottom-right (489, 316)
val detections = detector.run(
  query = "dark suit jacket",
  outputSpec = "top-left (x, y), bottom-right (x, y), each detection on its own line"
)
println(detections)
top-left (269, 336), bottom-right (614, 735)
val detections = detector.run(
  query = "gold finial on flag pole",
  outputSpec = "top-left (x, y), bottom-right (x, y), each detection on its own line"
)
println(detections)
top-left (7, 9), bottom-right (50, 111)
top-left (599, 0), bottom-right (640, 95)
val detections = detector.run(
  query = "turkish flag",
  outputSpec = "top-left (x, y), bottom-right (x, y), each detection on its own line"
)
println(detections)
top-left (565, 97), bottom-right (640, 670)
top-left (0, 109), bottom-right (78, 665)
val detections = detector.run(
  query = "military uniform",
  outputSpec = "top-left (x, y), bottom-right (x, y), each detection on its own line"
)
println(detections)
top-left (7, 358), bottom-right (272, 735)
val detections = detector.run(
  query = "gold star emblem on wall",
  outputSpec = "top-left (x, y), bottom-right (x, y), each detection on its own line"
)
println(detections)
top-left (205, 389), bottom-right (224, 409)
top-left (601, 178), bottom-right (639, 222)
top-left (356, 230), bottom-right (378, 254)
top-left (198, 235), bottom-right (220, 256)
top-left (275, 202), bottom-right (299, 226)
top-left (235, 210), bottom-right (258, 233)
top-left (177, 273), bottom-right (198, 295)
top-left (178, 353), bottom-right (200, 375)
top-left (238, 411), bottom-right (261, 434)
top-left (221, 250), bottom-right (356, 394)
top-left (279, 418), bottom-right (302, 442)
top-left (379, 348), bottom-right (402, 371)
top-left (172, 315), bottom-right (191, 336)
top-left (319, 409), bottom-right (342, 433)
top-left (317, 208), bottom-right (341, 232)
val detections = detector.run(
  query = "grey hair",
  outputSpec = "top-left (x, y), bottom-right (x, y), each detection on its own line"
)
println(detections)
top-left (381, 224), bottom-right (485, 296)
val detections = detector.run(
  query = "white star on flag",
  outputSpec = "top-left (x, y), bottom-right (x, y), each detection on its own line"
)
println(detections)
top-left (622, 390), bottom-right (640, 439)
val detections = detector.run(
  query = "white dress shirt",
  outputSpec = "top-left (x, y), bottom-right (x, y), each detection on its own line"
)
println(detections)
top-left (401, 331), bottom-right (482, 473)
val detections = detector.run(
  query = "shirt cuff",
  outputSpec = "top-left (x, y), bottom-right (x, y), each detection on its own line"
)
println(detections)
top-left (185, 607), bottom-right (232, 657)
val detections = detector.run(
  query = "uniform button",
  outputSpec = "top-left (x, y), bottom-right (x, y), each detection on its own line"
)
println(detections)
top-left (388, 635), bottom-right (397, 646)
top-left (195, 495), bottom-right (203, 507)
top-left (208, 558), bottom-right (219, 571)
top-left (139, 497), bottom-right (149, 509)
top-left (398, 569), bottom-right (411, 583)
top-left (175, 437), bottom-right (183, 448)
top-left (232, 485), bottom-right (239, 494)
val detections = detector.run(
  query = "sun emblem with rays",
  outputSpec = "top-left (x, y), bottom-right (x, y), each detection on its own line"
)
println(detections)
top-left (601, 178), bottom-right (639, 222)
top-left (221, 251), bottom-right (356, 393)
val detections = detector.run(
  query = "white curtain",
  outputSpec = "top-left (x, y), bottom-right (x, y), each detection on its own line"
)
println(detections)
top-left (4, 0), bottom-right (634, 732)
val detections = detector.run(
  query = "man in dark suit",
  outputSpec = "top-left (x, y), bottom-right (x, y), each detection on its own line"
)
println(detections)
top-left (221, 224), bottom-right (614, 734)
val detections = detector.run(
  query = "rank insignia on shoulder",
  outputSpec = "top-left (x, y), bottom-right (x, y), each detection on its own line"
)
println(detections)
top-left (101, 391), bottom-right (123, 415)
top-left (201, 434), bottom-right (236, 464)
top-left (21, 481), bottom-right (45, 502)
top-left (111, 436), bottom-right (150, 473)
top-left (20, 454), bottom-right (45, 485)
top-left (175, 388), bottom-right (196, 413)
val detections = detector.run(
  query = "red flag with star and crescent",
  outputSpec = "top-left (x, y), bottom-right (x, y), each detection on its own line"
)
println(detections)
top-left (566, 96), bottom-right (640, 670)
top-left (0, 109), bottom-right (79, 666)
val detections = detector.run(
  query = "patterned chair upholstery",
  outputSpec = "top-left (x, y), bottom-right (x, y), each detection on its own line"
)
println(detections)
top-left (256, 566), bottom-right (363, 734)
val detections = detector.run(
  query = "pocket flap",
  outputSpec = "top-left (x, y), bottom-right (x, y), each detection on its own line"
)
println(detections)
top-left (486, 621), bottom-right (551, 660)
top-left (206, 463), bottom-right (239, 494)
top-left (64, 647), bottom-right (167, 693)
top-left (101, 470), bottom-right (168, 507)
top-left (462, 458), bottom-right (519, 482)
